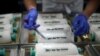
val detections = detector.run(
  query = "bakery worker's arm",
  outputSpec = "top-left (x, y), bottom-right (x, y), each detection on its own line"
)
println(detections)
top-left (84, 0), bottom-right (99, 17)
top-left (72, 0), bottom-right (99, 36)
top-left (24, 0), bottom-right (36, 10)
top-left (23, 0), bottom-right (39, 30)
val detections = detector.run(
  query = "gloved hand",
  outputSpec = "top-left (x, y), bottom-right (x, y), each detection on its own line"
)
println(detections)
top-left (72, 13), bottom-right (90, 36)
top-left (24, 8), bottom-right (40, 30)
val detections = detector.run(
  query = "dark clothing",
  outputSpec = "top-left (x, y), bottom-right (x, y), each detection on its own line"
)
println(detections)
top-left (0, 0), bottom-right (24, 14)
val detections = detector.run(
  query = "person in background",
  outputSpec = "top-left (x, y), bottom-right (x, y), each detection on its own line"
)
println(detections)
top-left (23, 0), bottom-right (99, 37)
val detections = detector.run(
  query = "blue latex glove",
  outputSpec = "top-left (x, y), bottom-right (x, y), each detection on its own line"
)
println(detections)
top-left (24, 8), bottom-right (40, 30)
top-left (72, 13), bottom-right (90, 36)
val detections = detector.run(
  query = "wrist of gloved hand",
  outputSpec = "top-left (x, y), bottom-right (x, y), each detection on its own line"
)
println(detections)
top-left (75, 13), bottom-right (88, 20)
top-left (28, 7), bottom-right (37, 12)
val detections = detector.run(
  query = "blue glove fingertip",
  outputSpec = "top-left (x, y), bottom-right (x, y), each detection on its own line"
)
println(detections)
top-left (24, 23), bottom-right (30, 29)
top-left (31, 24), bottom-right (40, 30)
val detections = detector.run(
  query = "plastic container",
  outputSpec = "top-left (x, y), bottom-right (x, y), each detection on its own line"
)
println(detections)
top-left (37, 24), bottom-right (71, 33)
top-left (0, 45), bottom-right (18, 56)
top-left (37, 13), bottom-right (63, 19)
top-left (0, 14), bottom-right (13, 24)
top-left (37, 19), bottom-right (68, 26)
top-left (36, 31), bottom-right (74, 43)
top-left (35, 43), bottom-right (81, 56)
top-left (0, 31), bottom-right (16, 43)
top-left (20, 43), bottom-right (83, 56)
top-left (0, 24), bottom-right (12, 32)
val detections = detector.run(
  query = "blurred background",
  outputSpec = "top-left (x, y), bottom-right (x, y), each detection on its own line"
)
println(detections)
top-left (0, 0), bottom-right (99, 14)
